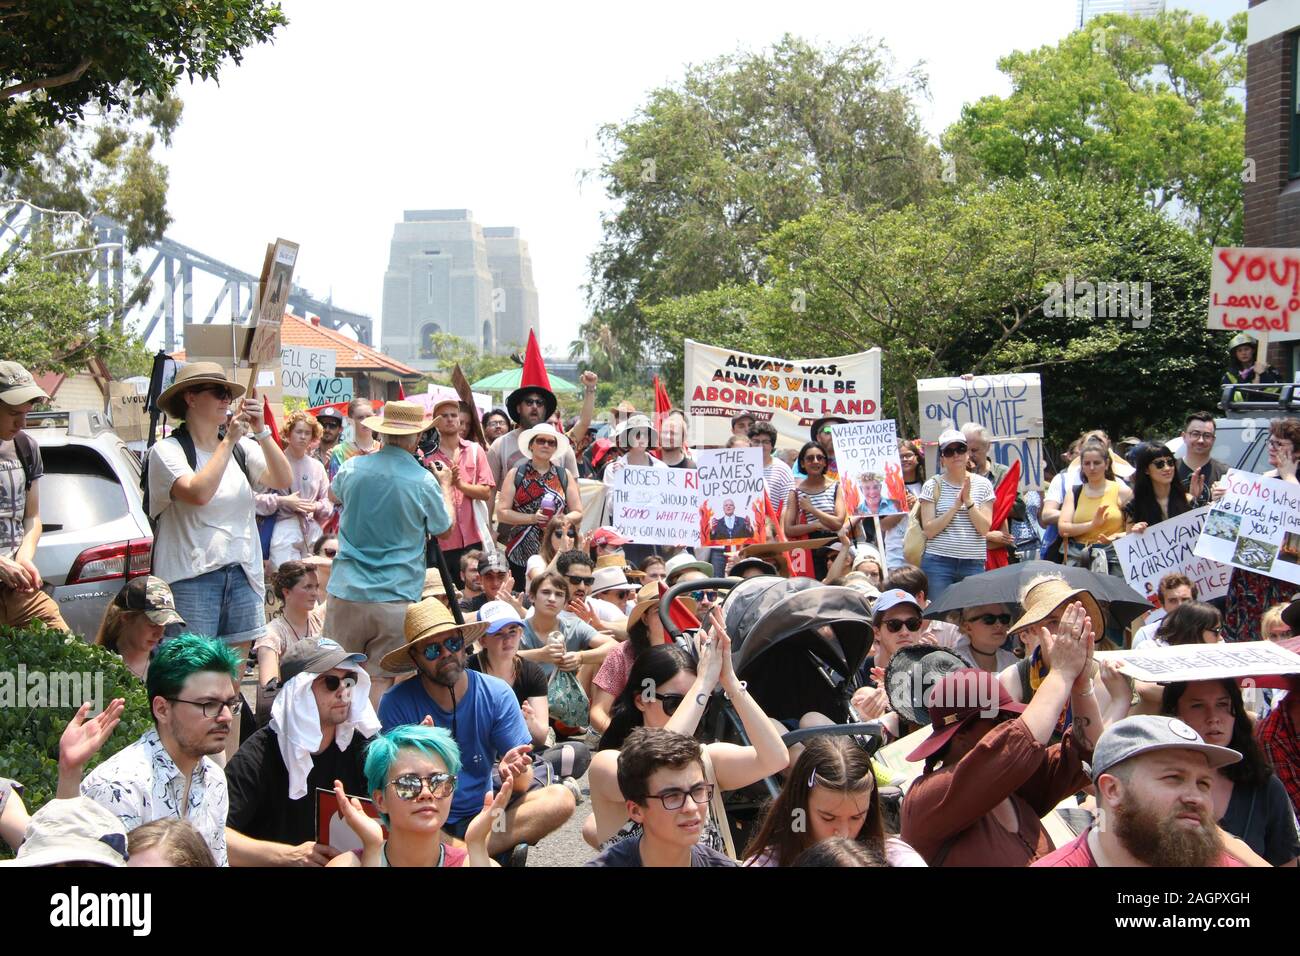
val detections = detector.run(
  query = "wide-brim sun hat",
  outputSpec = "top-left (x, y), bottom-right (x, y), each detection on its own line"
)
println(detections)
top-left (906, 667), bottom-right (1027, 763)
top-left (517, 422), bottom-right (571, 460)
top-left (0, 797), bottom-right (127, 868)
top-left (663, 551), bottom-right (713, 582)
top-left (156, 361), bottom-right (246, 419)
top-left (613, 414), bottom-right (658, 448)
top-left (626, 580), bottom-right (698, 631)
top-left (380, 598), bottom-right (489, 673)
top-left (884, 646), bottom-right (969, 727)
top-left (1008, 577), bottom-right (1105, 640)
top-left (362, 400), bottom-right (434, 436)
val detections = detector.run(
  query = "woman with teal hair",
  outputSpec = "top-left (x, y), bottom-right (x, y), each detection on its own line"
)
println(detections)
top-left (328, 723), bottom-right (513, 867)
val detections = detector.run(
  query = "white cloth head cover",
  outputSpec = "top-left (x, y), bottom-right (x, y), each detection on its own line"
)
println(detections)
top-left (270, 661), bottom-right (381, 800)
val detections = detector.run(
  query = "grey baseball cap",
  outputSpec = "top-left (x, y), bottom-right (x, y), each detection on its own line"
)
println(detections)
top-left (1091, 715), bottom-right (1241, 783)
top-left (478, 551), bottom-right (511, 575)
top-left (0, 361), bottom-right (49, 406)
top-left (280, 637), bottom-right (366, 685)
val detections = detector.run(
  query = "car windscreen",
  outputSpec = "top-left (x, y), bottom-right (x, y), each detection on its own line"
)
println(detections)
top-left (36, 445), bottom-right (130, 532)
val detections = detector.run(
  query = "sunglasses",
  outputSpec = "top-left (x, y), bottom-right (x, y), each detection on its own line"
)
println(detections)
top-left (566, 574), bottom-right (595, 587)
top-left (196, 385), bottom-right (234, 402)
top-left (965, 613), bottom-right (1012, 627)
top-left (521, 397), bottom-right (548, 407)
top-left (941, 444), bottom-right (968, 457)
top-left (882, 617), bottom-right (924, 634)
top-left (319, 674), bottom-right (357, 692)
top-left (651, 693), bottom-right (686, 716)
top-left (690, 589), bottom-right (718, 604)
top-left (389, 772), bottom-right (457, 801)
top-left (804, 454), bottom-right (827, 463)
top-left (1151, 458), bottom-right (1176, 470)
top-left (532, 437), bottom-right (558, 447)
top-left (421, 635), bottom-right (467, 660)
top-left (552, 528), bottom-right (579, 538)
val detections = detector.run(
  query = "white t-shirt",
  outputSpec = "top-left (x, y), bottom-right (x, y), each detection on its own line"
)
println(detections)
top-left (763, 458), bottom-right (795, 512)
top-left (918, 473), bottom-right (995, 560)
top-left (148, 436), bottom-right (268, 596)
top-left (1130, 609), bottom-right (1167, 650)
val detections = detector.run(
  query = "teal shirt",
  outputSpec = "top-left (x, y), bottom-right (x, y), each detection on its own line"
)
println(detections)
top-left (328, 444), bottom-right (451, 603)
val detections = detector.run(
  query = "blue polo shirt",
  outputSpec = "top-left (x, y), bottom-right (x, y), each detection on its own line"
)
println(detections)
top-left (328, 444), bottom-right (451, 603)
top-left (378, 669), bottom-right (530, 825)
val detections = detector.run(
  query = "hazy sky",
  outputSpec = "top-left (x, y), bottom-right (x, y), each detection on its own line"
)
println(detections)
top-left (155, 0), bottom-right (1245, 355)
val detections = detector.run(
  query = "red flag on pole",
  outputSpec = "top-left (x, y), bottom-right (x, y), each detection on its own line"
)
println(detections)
top-left (985, 459), bottom-right (1022, 570)
top-left (262, 395), bottom-right (283, 448)
top-left (397, 382), bottom-right (407, 400)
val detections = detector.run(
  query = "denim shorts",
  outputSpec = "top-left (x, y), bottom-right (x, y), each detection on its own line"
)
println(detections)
top-left (166, 564), bottom-right (267, 647)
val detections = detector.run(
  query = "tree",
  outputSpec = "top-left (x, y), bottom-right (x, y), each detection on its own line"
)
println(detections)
top-left (419, 332), bottom-right (516, 387)
top-left (0, 0), bottom-right (287, 169)
top-left (582, 33), bottom-right (939, 370)
top-left (942, 10), bottom-right (1246, 245)
top-left (645, 181), bottom-right (1220, 447)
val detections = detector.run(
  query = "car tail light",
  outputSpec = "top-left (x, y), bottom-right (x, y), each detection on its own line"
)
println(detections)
top-left (66, 538), bottom-right (152, 585)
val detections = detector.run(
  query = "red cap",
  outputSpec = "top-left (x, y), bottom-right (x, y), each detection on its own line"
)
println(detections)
top-left (905, 668), bottom-right (1026, 763)
top-left (591, 527), bottom-right (631, 547)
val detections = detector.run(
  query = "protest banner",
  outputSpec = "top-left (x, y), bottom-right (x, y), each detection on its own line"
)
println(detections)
top-left (108, 380), bottom-right (150, 443)
top-left (608, 464), bottom-right (701, 547)
top-left (1193, 469), bottom-right (1300, 585)
top-left (308, 376), bottom-right (353, 406)
top-left (832, 419), bottom-right (907, 518)
top-left (1208, 246), bottom-right (1300, 340)
top-left (1113, 507), bottom-right (1233, 606)
top-left (916, 373), bottom-right (1044, 490)
top-left (245, 238), bottom-right (299, 367)
top-left (1095, 640), bottom-right (1300, 684)
top-left (697, 448), bottom-right (766, 546)
top-left (280, 345), bottom-right (335, 398)
top-left (683, 339), bottom-right (881, 448)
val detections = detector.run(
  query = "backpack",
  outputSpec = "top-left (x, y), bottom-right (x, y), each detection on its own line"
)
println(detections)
top-left (140, 424), bottom-right (252, 535)
top-left (512, 458), bottom-right (569, 496)
top-left (1041, 482), bottom-right (1085, 564)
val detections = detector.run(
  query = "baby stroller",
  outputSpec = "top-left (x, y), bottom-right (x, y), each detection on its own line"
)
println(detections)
top-left (658, 575), bottom-right (881, 852)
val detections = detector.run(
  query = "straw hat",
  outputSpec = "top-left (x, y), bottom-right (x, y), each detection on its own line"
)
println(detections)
top-left (626, 580), bottom-right (697, 631)
top-left (594, 552), bottom-right (644, 580)
top-left (156, 361), bottom-right (245, 419)
top-left (421, 568), bottom-right (451, 601)
top-left (1008, 577), bottom-right (1105, 639)
top-left (362, 400), bottom-right (434, 436)
top-left (380, 598), bottom-right (488, 673)
top-left (516, 421), bottom-right (571, 460)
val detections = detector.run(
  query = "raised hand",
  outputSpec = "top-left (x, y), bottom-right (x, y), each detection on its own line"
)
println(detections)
top-left (333, 778), bottom-right (383, 852)
top-left (1042, 601), bottom-right (1091, 681)
top-left (59, 699), bottom-right (125, 773)
top-left (580, 370), bottom-right (598, 389)
top-left (694, 627), bottom-right (725, 691)
top-left (466, 774), bottom-right (515, 866)
top-left (1091, 505), bottom-right (1109, 528)
top-left (1188, 471), bottom-right (1205, 502)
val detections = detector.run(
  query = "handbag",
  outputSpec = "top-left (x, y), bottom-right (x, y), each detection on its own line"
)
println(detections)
top-left (902, 479), bottom-right (932, 567)
top-left (547, 668), bottom-right (590, 731)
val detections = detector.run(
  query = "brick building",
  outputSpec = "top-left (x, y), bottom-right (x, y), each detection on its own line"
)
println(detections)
top-left (1245, 0), bottom-right (1300, 375)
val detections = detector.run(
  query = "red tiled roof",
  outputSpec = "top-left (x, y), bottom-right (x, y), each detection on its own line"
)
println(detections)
top-left (280, 313), bottom-right (421, 378)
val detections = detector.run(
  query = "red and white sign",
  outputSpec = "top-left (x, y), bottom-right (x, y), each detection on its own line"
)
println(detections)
top-left (1208, 246), bottom-right (1300, 340)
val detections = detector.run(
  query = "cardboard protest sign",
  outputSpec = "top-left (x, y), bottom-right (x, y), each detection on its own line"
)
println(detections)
top-left (697, 448), bottom-right (766, 546)
top-left (1193, 470), bottom-right (1300, 585)
top-left (608, 465), bottom-right (701, 547)
top-left (308, 376), bottom-right (353, 406)
top-left (832, 420), bottom-right (907, 518)
top-left (1208, 247), bottom-right (1300, 340)
top-left (916, 374), bottom-right (1044, 490)
top-left (684, 339), bottom-right (881, 449)
top-left (1095, 641), bottom-right (1300, 684)
top-left (108, 381), bottom-right (150, 443)
top-left (246, 238), bottom-right (299, 366)
top-left (316, 788), bottom-right (383, 854)
top-left (1113, 507), bottom-right (1233, 605)
top-left (280, 345), bottom-right (335, 398)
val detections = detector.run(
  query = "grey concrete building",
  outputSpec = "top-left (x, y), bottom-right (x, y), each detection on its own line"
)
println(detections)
top-left (381, 209), bottom-right (539, 368)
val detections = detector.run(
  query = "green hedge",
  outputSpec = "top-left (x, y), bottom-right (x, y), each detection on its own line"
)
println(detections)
top-left (0, 622), bottom-right (153, 857)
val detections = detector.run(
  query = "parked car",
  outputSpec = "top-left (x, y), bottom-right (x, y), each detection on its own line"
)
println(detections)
top-left (1164, 383), bottom-right (1299, 477)
top-left (26, 409), bottom-right (152, 640)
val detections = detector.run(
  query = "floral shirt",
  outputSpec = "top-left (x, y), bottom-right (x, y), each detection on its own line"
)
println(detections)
top-left (81, 728), bottom-right (229, 866)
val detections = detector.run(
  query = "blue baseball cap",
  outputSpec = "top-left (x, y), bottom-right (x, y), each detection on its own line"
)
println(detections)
top-left (872, 589), bottom-right (922, 622)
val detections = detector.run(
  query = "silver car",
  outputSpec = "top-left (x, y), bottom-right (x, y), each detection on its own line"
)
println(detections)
top-left (26, 409), bottom-right (152, 640)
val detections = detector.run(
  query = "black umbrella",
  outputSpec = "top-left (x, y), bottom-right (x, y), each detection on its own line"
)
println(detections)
top-left (922, 560), bottom-right (1153, 629)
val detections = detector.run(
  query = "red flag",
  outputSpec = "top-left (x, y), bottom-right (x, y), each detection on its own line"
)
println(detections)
top-left (985, 460), bottom-right (1022, 570)
top-left (397, 383), bottom-right (407, 400)
top-left (658, 582), bottom-right (701, 632)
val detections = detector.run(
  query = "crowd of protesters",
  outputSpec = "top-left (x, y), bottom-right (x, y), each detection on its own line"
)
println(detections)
top-left (1, 342), bottom-right (1298, 870)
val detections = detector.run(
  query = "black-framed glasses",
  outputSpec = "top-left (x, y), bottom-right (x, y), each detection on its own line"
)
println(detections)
top-left (646, 782), bottom-right (714, 810)
top-left (319, 674), bottom-right (357, 692)
top-left (965, 613), bottom-right (1012, 627)
top-left (389, 772), bottom-right (457, 801)
top-left (1185, 430), bottom-right (1214, 441)
top-left (566, 574), bottom-right (595, 587)
top-left (1151, 458), bottom-right (1176, 470)
top-left (652, 693), bottom-right (686, 716)
top-left (883, 617), bottom-right (923, 634)
top-left (166, 696), bottom-right (240, 718)
top-left (521, 397), bottom-right (547, 407)
top-left (941, 444), bottom-right (968, 457)
top-left (421, 635), bottom-right (467, 660)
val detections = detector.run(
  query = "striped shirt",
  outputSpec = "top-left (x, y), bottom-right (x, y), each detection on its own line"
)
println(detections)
top-left (919, 474), bottom-right (994, 560)
top-left (795, 482), bottom-right (839, 526)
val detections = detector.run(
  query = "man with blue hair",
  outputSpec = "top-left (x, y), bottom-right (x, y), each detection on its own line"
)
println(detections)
top-left (82, 633), bottom-right (242, 866)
